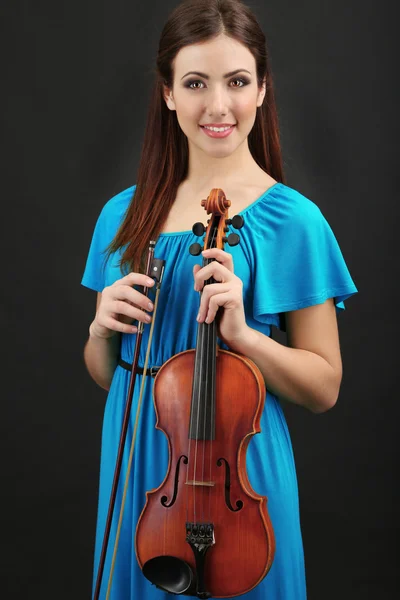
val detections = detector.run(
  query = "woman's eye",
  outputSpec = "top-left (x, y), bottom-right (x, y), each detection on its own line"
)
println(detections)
top-left (185, 78), bottom-right (249, 90)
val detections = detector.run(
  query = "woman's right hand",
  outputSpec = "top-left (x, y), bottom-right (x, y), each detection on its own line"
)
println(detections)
top-left (89, 272), bottom-right (155, 339)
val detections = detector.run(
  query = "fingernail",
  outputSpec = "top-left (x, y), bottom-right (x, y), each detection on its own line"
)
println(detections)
top-left (196, 313), bottom-right (201, 322)
top-left (148, 302), bottom-right (153, 310)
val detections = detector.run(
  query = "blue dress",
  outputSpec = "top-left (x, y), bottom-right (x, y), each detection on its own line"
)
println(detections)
top-left (81, 181), bottom-right (358, 599)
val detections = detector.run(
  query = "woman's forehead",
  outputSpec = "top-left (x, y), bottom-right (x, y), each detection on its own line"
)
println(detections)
top-left (174, 36), bottom-right (255, 76)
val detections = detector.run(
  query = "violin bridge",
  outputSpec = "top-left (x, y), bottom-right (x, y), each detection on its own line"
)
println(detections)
top-left (185, 480), bottom-right (215, 487)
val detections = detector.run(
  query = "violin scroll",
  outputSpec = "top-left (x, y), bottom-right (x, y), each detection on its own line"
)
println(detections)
top-left (188, 188), bottom-right (245, 256)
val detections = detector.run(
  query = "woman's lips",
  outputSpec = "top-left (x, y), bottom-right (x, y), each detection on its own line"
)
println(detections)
top-left (200, 125), bottom-right (236, 138)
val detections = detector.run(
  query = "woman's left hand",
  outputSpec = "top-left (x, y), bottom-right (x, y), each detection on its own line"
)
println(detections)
top-left (193, 248), bottom-right (249, 349)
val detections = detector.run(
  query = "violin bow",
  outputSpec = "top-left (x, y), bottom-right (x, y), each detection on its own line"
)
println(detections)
top-left (93, 240), bottom-right (165, 600)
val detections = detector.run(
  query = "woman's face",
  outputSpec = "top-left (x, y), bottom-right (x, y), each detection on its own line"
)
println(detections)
top-left (164, 34), bottom-right (266, 159)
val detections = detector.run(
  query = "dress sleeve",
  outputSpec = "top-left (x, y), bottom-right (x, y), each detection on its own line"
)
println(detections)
top-left (252, 202), bottom-right (358, 332)
top-left (80, 186), bottom-right (135, 292)
top-left (81, 202), bottom-right (111, 292)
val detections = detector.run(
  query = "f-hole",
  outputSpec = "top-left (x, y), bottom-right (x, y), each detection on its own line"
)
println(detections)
top-left (161, 455), bottom-right (188, 508)
top-left (217, 457), bottom-right (243, 512)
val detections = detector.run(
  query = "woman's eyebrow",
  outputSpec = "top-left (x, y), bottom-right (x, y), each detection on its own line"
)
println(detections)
top-left (181, 68), bottom-right (251, 80)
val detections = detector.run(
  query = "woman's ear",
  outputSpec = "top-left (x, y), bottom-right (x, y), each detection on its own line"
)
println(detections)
top-left (163, 85), bottom-right (176, 111)
top-left (256, 77), bottom-right (267, 107)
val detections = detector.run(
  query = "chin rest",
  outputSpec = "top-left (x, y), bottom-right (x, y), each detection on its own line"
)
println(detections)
top-left (142, 555), bottom-right (196, 595)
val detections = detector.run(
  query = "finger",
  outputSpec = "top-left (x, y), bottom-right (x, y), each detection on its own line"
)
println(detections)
top-left (197, 283), bottom-right (231, 321)
top-left (101, 316), bottom-right (138, 334)
top-left (204, 291), bottom-right (235, 324)
top-left (111, 286), bottom-right (154, 312)
top-left (194, 261), bottom-right (233, 291)
top-left (193, 264), bottom-right (201, 290)
top-left (202, 249), bottom-right (234, 272)
top-left (112, 272), bottom-right (155, 289)
top-left (112, 300), bottom-right (153, 324)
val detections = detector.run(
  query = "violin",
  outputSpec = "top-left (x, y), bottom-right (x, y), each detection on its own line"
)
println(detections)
top-left (134, 189), bottom-right (275, 598)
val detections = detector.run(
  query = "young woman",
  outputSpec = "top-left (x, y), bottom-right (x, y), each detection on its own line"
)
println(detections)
top-left (81, 0), bottom-right (358, 598)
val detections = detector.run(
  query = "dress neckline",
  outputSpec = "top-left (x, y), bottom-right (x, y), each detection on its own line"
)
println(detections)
top-left (158, 181), bottom-right (283, 237)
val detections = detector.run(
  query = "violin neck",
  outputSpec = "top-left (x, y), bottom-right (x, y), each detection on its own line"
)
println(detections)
top-left (189, 318), bottom-right (217, 441)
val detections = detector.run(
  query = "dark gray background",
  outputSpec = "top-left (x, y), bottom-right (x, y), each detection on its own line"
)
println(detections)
top-left (1, 0), bottom-right (397, 598)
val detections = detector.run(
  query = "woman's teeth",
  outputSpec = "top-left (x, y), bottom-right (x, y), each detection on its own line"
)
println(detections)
top-left (203, 125), bottom-right (233, 132)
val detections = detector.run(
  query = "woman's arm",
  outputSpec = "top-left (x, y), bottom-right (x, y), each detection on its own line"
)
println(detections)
top-left (232, 298), bottom-right (343, 414)
top-left (83, 292), bottom-right (121, 391)
top-left (194, 249), bottom-right (343, 415)
top-left (82, 273), bottom-right (155, 391)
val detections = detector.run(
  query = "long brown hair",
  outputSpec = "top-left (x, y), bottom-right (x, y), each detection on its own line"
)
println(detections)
top-left (104, 0), bottom-right (285, 275)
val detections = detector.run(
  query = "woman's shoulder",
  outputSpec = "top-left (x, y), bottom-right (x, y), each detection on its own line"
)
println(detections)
top-left (270, 182), bottom-right (322, 219)
top-left (92, 184), bottom-right (137, 240)
top-left (100, 184), bottom-right (137, 220)
top-left (246, 182), bottom-right (324, 236)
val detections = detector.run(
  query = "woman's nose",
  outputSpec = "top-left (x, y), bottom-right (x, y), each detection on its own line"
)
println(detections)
top-left (206, 87), bottom-right (230, 114)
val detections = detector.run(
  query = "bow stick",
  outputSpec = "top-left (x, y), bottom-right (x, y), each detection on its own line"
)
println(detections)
top-left (93, 240), bottom-right (165, 600)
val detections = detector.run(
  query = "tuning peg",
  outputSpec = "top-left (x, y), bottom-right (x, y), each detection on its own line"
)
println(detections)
top-left (192, 222), bottom-right (206, 236)
top-left (226, 233), bottom-right (240, 246)
top-left (230, 215), bottom-right (244, 229)
top-left (189, 243), bottom-right (203, 256)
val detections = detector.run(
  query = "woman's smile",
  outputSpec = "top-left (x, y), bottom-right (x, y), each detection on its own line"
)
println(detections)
top-left (199, 124), bottom-right (236, 138)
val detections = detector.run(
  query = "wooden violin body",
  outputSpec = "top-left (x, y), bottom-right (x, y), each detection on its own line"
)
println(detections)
top-left (135, 349), bottom-right (275, 598)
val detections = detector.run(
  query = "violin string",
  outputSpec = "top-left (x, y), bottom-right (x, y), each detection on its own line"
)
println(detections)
top-left (209, 261), bottom-right (218, 524)
top-left (205, 295), bottom-right (213, 525)
top-left (185, 342), bottom-right (193, 525)
top-left (201, 257), bottom-right (208, 524)
top-left (193, 289), bottom-right (205, 524)
top-left (197, 232), bottom-right (215, 525)
top-left (209, 303), bottom-right (216, 523)
top-left (202, 256), bottom-right (211, 523)
top-left (203, 226), bottom-right (217, 524)
top-left (187, 261), bottom-right (207, 525)
top-left (186, 305), bottom-right (200, 525)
